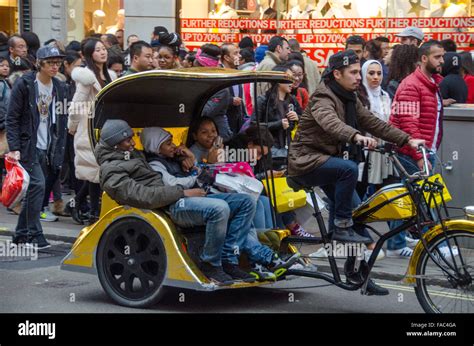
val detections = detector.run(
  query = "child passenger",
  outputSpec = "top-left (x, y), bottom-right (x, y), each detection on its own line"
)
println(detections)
top-left (141, 127), bottom-right (300, 281)
top-left (95, 119), bottom-right (255, 285)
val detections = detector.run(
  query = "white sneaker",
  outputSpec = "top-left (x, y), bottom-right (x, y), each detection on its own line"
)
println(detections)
top-left (289, 262), bottom-right (318, 272)
top-left (309, 247), bottom-right (328, 258)
top-left (406, 236), bottom-right (420, 248)
top-left (386, 247), bottom-right (413, 258)
top-left (40, 207), bottom-right (59, 222)
top-left (437, 246), bottom-right (459, 259)
top-left (364, 249), bottom-right (385, 261)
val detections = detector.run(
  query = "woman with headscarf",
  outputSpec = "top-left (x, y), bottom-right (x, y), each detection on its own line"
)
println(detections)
top-left (360, 59), bottom-right (394, 189)
top-left (359, 59), bottom-right (396, 260)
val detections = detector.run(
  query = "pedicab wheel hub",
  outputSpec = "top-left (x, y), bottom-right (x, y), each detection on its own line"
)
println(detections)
top-left (97, 218), bottom-right (167, 307)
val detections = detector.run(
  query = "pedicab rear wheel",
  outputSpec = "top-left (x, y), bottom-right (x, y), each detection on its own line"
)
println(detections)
top-left (97, 217), bottom-right (167, 308)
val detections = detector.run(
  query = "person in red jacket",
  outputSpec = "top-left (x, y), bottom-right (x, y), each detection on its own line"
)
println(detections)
top-left (390, 40), bottom-right (445, 172)
top-left (388, 40), bottom-right (446, 258)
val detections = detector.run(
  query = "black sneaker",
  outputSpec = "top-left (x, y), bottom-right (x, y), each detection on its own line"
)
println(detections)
top-left (332, 226), bottom-right (372, 243)
top-left (68, 199), bottom-right (85, 225)
top-left (200, 262), bottom-right (234, 286)
top-left (11, 235), bottom-right (29, 247)
top-left (268, 253), bottom-right (301, 278)
top-left (222, 262), bottom-right (256, 283)
top-left (27, 234), bottom-right (51, 250)
top-left (365, 279), bottom-right (389, 296)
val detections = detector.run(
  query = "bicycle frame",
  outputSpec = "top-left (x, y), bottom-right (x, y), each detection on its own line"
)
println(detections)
top-left (285, 144), bottom-right (469, 292)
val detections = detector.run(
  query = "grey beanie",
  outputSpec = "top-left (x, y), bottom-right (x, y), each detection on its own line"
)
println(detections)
top-left (101, 119), bottom-right (133, 147)
top-left (140, 127), bottom-right (172, 154)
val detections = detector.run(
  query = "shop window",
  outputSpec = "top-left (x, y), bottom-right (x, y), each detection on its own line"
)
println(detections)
top-left (67, 0), bottom-right (124, 42)
top-left (0, 0), bottom-right (19, 36)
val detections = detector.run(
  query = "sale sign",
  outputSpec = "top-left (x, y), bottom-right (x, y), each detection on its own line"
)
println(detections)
top-left (180, 17), bottom-right (474, 67)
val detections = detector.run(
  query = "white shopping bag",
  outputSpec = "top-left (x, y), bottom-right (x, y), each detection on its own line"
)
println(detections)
top-left (214, 173), bottom-right (263, 200)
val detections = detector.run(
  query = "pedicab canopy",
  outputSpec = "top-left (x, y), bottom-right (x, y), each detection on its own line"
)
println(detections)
top-left (90, 68), bottom-right (294, 147)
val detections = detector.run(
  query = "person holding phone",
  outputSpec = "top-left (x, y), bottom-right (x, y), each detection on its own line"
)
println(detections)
top-left (251, 64), bottom-right (302, 170)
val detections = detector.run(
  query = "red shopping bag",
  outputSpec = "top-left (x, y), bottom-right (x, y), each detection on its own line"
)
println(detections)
top-left (2, 158), bottom-right (30, 208)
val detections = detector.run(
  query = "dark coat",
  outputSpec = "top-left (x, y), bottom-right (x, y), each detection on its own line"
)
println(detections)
top-left (387, 79), bottom-right (400, 100)
top-left (95, 142), bottom-right (184, 209)
top-left (6, 71), bottom-right (68, 170)
top-left (226, 84), bottom-right (247, 135)
top-left (440, 75), bottom-right (468, 103)
top-left (288, 82), bottom-right (410, 177)
top-left (251, 92), bottom-right (302, 150)
top-left (440, 53), bottom-right (467, 103)
top-left (202, 88), bottom-right (233, 142)
top-left (0, 79), bottom-right (11, 131)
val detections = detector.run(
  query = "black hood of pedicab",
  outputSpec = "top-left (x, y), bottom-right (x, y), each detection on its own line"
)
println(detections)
top-left (90, 68), bottom-right (293, 146)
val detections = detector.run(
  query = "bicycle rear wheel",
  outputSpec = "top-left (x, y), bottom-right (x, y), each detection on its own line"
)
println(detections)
top-left (414, 230), bottom-right (474, 313)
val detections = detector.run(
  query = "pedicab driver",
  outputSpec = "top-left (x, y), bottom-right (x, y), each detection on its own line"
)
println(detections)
top-left (287, 50), bottom-right (425, 244)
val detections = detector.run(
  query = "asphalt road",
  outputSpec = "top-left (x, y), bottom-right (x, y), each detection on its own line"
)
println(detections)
top-left (0, 236), bottom-right (425, 313)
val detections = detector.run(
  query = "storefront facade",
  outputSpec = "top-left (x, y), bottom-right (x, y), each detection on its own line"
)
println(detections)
top-left (3, 0), bottom-right (472, 67)
top-left (178, 0), bottom-right (474, 66)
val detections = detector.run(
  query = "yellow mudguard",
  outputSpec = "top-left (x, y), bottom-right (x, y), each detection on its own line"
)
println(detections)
top-left (404, 219), bottom-right (474, 284)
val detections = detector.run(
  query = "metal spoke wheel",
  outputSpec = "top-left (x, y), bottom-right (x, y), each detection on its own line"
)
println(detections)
top-left (97, 218), bottom-right (167, 308)
top-left (415, 230), bottom-right (474, 313)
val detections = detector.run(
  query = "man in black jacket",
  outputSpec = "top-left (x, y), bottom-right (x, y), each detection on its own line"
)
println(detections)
top-left (440, 51), bottom-right (468, 104)
top-left (221, 43), bottom-right (247, 135)
top-left (0, 35), bottom-right (34, 73)
top-left (6, 45), bottom-right (68, 249)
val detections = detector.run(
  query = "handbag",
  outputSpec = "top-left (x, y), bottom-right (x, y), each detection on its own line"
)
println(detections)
top-left (262, 177), bottom-right (307, 213)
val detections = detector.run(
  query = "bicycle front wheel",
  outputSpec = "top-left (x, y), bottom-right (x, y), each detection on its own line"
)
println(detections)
top-left (414, 229), bottom-right (474, 313)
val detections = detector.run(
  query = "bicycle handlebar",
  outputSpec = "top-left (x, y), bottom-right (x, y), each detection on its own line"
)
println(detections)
top-left (362, 143), bottom-right (431, 181)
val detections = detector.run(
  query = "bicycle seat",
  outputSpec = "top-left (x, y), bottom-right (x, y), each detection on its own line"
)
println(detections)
top-left (286, 176), bottom-right (312, 192)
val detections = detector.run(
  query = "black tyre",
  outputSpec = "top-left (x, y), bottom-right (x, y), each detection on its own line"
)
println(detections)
top-left (414, 229), bottom-right (474, 313)
top-left (97, 217), bottom-right (167, 308)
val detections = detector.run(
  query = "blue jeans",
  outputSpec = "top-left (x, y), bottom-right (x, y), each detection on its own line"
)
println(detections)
top-left (242, 227), bottom-right (274, 265)
top-left (15, 149), bottom-right (46, 239)
top-left (387, 154), bottom-right (437, 250)
top-left (169, 193), bottom-right (255, 266)
top-left (253, 195), bottom-right (274, 230)
top-left (277, 210), bottom-right (296, 228)
top-left (292, 157), bottom-right (359, 228)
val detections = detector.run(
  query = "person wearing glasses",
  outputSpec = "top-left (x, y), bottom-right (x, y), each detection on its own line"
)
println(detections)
top-left (5, 45), bottom-right (69, 249)
top-left (287, 59), bottom-right (309, 110)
